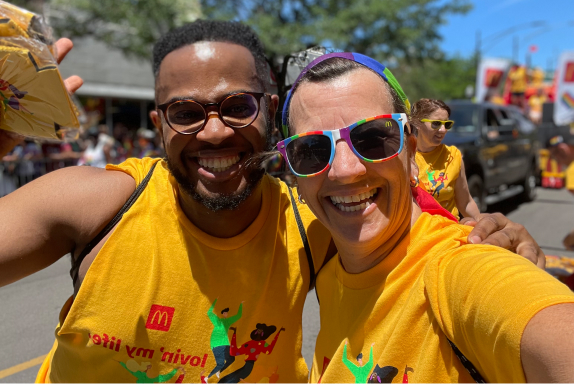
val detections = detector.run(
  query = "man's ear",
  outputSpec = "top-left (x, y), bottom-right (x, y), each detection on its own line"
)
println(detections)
top-left (268, 94), bottom-right (280, 122)
top-left (150, 110), bottom-right (163, 136)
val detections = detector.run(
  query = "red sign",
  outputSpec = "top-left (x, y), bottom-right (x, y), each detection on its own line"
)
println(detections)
top-left (529, 45), bottom-right (538, 53)
top-left (485, 68), bottom-right (504, 87)
top-left (564, 62), bottom-right (574, 83)
top-left (145, 304), bottom-right (175, 332)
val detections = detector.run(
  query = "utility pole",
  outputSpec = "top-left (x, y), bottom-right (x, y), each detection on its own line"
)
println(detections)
top-left (513, 35), bottom-right (519, 64)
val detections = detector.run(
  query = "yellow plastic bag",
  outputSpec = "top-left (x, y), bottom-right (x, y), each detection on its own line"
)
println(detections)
top-left (0, 0), bottom-right (81, 140)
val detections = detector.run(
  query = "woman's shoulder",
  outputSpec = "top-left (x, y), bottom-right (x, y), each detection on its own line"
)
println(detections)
top-left (443, 144), bottom-right (462, 158)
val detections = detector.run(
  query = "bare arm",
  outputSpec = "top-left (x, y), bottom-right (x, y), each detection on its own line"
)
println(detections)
top-left (0, 166), bottom-right (135, 287)
top-left (454, 161), bottom-right (480, 219)
top-left (521, 303), bottom-right (574, 382)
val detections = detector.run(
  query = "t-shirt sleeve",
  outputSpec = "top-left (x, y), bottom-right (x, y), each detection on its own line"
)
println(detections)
top-left (106, 157), bottom-right (160, 185)
top-left (425, 240), bottom-right (574, 383)
top-left (283, 183), bottom-right (332, 277)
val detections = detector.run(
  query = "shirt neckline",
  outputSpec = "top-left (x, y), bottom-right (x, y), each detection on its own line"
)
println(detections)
top-left (167, 166), bottom-right (273, 250)
top-left (334, 213), bottom-right (431, 289)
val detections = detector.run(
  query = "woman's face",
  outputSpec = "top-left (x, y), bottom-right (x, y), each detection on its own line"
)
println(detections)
top-left (418, 108), bottom-right (449, 149)
top-left (289, 69), bottom-right (416, 249)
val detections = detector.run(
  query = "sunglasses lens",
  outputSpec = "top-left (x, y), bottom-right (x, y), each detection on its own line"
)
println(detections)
top-left (167, 101), bottom-right (206, 133)
top-left (286, 135), bottom-right (332, 175)
top-left (350, 118), bottom-right (401, 160)
top-left (431, 121), bottom-right (442, 129)
top-left (221, 93), bottom-right (259, 127)
top-left (444, 121), bottom-right (454, 130)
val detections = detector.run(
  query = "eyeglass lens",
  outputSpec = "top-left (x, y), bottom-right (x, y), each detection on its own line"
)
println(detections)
top-left (285, 118), bottom-right (402, 175)
top-left (166, 93), bottom-right (260, 133)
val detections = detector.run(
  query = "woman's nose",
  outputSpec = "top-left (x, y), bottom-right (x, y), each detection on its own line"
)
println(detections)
top-left (328, 140), bottom-right (366, 183)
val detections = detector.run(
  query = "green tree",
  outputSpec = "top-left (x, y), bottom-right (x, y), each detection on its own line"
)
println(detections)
top-left (8, 0), bottom-right (201, 59)
top-left (201, 0), bottom-right (472, 99)
top-left (393, 55), bottom-right (477, 102)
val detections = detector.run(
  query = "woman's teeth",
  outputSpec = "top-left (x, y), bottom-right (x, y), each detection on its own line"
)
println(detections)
top-left (198, 155), bottom-right (240, 172)
top-left (329, 188), bottom-right (377, 212)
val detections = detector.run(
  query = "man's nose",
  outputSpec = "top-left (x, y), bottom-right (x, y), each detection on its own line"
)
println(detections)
top-left (328, 139), bottom-right (366, 183)
top-left (195, 111), bottom-right (235, 145)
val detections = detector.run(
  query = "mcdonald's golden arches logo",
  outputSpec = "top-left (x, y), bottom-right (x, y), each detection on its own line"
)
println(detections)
top-left (145, 304), bottom-right (175, 332)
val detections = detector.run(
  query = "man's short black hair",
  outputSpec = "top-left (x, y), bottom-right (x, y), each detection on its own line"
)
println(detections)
top-left (152, 19), bottom-right (269, 90)
top-left (221, 307), bottom-right (230, 314)
top-left (357, 353), bottom-right (363, 361)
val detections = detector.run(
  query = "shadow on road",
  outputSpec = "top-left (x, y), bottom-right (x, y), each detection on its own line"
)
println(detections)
top-left (486, 198), bottom-right (521, 216)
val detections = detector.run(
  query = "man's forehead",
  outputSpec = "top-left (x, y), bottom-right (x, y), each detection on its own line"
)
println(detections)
top-left (155, 41), bottom-right (260, 103)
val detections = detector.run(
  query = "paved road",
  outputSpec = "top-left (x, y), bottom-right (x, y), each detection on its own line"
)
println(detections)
top-left (1, 187), bottom-right (573, 382)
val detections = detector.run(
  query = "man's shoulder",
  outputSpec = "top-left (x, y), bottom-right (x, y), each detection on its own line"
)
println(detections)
top-left (106, 157), bottom-right (164, 185)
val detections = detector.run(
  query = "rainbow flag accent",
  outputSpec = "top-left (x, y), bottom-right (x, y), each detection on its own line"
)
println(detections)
top-left (562, 91), bottom-right (574, 110)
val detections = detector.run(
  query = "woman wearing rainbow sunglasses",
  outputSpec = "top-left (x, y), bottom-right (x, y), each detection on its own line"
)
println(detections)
top-left (277, 52), bottom-right (574, 383)
top-left (412, 98), bottom-right (481, 220)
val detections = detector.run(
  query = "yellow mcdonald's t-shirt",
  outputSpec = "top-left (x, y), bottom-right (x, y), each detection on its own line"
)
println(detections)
top-left (310, 212), bottom-right (574, 383)
top-left (415, 144), bottom-right (462, 218)
top-left (38, 158), bottom-right (332, 383)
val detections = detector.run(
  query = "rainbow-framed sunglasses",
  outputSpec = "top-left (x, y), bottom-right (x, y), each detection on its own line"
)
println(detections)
top-left (276, 113), bottom-right (409, 177)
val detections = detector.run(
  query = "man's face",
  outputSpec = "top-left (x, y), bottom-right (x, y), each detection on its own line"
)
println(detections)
top-left (222, 311), bottom-right (228, 318)
top-left (151, 42), bottom-right (278, 211)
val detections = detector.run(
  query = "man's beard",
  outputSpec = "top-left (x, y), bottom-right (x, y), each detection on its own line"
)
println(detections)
top-left (165, 113), bottom-right (274, 212)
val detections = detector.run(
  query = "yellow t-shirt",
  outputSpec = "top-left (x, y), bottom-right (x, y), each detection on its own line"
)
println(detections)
top-left (566, 162), bottom-right (574, 191)
top-left (39, 158), bottom-right (332, 383)
top-left (310, 213), bottom-right (574, 383)
top-left (415, 144), bottom-right (462, 218)
top-left (509, 66), bottom-right (527, 93)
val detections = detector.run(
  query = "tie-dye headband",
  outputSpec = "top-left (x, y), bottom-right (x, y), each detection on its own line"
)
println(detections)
top-left (280, 52), bottom-right (410, 138)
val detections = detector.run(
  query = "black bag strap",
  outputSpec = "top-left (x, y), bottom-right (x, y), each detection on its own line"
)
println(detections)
top-left (70, 161), bottom-right (159, 285)
top-left (287, 187), bottom-right (315, 291)
top-left (447, 338), bottom-right (486, 383)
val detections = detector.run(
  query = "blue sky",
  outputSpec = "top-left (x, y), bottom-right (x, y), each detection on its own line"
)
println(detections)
top-left (440, 0), bottom-right (574, 70)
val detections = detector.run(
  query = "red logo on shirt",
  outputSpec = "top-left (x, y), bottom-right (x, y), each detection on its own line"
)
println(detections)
top-left (145, 305), bottom-right (175, 332)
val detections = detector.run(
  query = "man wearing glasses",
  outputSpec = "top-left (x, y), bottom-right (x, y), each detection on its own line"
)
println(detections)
top-left (0, 20), bottom-right (545, 382)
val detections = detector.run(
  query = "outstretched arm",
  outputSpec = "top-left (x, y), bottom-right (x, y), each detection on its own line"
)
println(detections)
top-left (341, 342), bottom-right (356, 372)
top-left (365, 344), bottom-right (375, 372)
top-left (157, 368), bottom-right (179, 383)
top-left (0, 166), bottom-right (135, 287)
top-left (454, 162), bottom-right (480, 219)
top-left (521, 303), bottom-right (574, 382)
top-left (228, 302), bottom-right (243, 324)
top-left (264, 327), bottom-right (285, 354)
top-left (118, 362), bottom-right (138, 378)
top-left (207, 298), bottom-right (218, 322)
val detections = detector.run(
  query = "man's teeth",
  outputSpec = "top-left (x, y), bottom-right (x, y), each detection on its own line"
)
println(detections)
top-left (198, 155), bottom-right (240, 172)
top-left (329, 188), bottom-right (377, 212)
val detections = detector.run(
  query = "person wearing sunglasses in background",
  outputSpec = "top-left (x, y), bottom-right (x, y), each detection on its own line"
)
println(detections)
top-left (411, 98), bottom-right (480, 221)
top-left (0, 20), bottom-right (549, 383)
top-left (278, 52), bottom-right (574, 383)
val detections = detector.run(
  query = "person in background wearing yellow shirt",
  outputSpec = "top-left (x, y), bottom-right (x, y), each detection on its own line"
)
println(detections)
top-left (550, 135), bottom-right (574, 251)
top-left (528, 87), bottom-right (547, 124)
top-left (509, 64), bottom-right (527, 109)
top-left (411, 98), bottom-right (480, 220)
top-left (278, 52), bottom-right (574, 383)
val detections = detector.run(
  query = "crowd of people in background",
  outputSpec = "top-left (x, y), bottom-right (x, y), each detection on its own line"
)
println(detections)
top-left (0, 123), bottom-right (164, 196)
